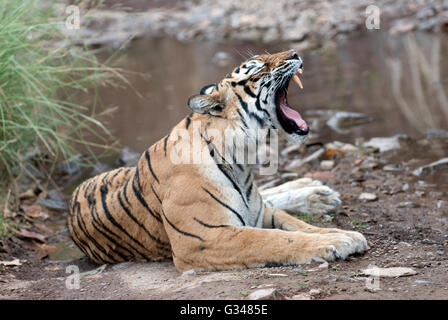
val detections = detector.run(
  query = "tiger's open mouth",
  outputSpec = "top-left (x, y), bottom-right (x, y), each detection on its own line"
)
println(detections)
top-left (275, 68), bottom-right (309, 135)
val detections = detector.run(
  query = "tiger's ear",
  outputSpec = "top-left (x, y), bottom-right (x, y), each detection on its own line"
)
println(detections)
top-left (187, 93), bottom-right (223, 115)
top-left (200, 83), bottom-right (217, 95)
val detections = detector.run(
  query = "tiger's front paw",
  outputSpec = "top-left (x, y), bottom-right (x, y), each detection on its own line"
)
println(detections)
top-left (340, 230), bottom-right (369, 253)
top-left (261, 185), bottom-right (341, 216)
top-left (313, 233), bottom-right (363, 261)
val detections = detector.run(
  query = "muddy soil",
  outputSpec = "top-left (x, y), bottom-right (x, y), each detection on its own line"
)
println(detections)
top-left (1, 134), bottom-right (447, 300)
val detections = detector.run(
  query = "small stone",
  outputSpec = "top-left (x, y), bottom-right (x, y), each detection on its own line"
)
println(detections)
top-left (304, 171), bottom-right (336, 180)
top-left (414, 280), bottom-right (434, 285)
top-left (247, 288), bottom-right (283, 300)
top-left (326, 111), bottom-right (371, 134)
top-left (361, 267), bottom-right (417, 278)
top-left (383, 164), bottom-right (403, 172)
top-left (363, 135), bottom-right (406, 153)
top-left (320, 160), bottom-right (335, 170)
top-left (426, 129), bottom-right (448, 139)
top-left (37, 198), bottom-right (68, 212)
top-left (359, 193), bottom-right (377, 201)
top-left (117, 147), bottom-right (140, 167)
top-left (181, 269), bottom-right (196, 276)
top-left (289, 293), bottom-right (311, 300)
top-left (396, 202), bottom-right (419, 208)
top-left (309, 288), bottom-right (321, 296)
top-left (268, 273), bottom-right (288, 277)
top-left (91, 162), bottom-right (113, 176)
top-left (55, 154), bottom-right (83, 176)
top-left (412, 158), bottom-right (448, 176)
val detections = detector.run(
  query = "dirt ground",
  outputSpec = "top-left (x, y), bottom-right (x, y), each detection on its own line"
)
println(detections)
top-left (1, 133), bottom-right (447, 300)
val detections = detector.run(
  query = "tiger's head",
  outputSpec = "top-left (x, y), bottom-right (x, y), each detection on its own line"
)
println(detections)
top-left (188, 49), bottom-right (308, 144)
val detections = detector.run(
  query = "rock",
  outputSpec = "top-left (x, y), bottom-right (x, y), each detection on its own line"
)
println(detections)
top-left (418, 17), bottom-right (440, 31)
top-left (289, 293), bottom-right (311, 300)
top-left (361, 266), bottom-right (417, 278)
top-left (326, 111), bottom-right (371, 134)
top-left (396, 201), bottom-right (419, 208)
top-left (37, 198), bottom-right (68, 212)
top-left (211, 51), bottom-right (231, 66)
top-left (55, 154), bottom-right (83, 176)
top-left (268, 273), bottom-right (288, 277)
top-left (363, 134), bottom-right (406, 153)
top-left (262, 27), bottom-right (279, 43)
top-left (309, 288), bottom-right (321, 296)
top-left (390, 19), bottom-right (416, 34)
top-left (16, 229), bottom-right (47, 243)
top-left (91, 162), bottom-right (113, 176)
top-left (426, 129), bottom-right (448, 139)
top-left (325, 141), bottom-right (359, 154)
top-left (181, 269), bottom-right (196, 276)
top-left (412, 158), bottom-right (448, 176)
top-left (0, 259), bottom-right (22, 267)
top-left (117, 147), bottom-right (140, 167)
top-left (437, 200), bottom-right (448, 209)
top-left (247, 288), bottom-right (284, 300)
top-left (416, 6), bottom-right (437, 20)
top-left (112, 262), bottom-right (132, 270)
top-left (46, 189), bottom-right (64, 202)
top-left (285, 148), bottom-right (324, 171)
top-left (383, 164), bottom-right (403, 172)
top-left (414, 280), bottom-right (434, 285)
top-left (358, 193), bottom-right (377, 201)
top-left (18, 189), bottom-right (36, 200)
top-left (304, 171), bottom-right (336, 180)
top-left (280, 144), bottom-right (304, 157)
top-left (320, 160), bottom-right (335, 170)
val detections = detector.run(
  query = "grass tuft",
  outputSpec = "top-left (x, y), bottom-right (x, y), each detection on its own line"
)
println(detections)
top-left (0, 0), bottom-right (116, 183)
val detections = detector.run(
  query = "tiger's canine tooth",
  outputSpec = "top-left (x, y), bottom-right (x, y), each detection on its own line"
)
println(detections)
top-left (292, 74), bottom-right (303, 89)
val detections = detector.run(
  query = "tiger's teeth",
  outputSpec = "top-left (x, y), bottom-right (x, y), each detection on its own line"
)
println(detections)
top-left (292, 74), bottom-right (303, 89)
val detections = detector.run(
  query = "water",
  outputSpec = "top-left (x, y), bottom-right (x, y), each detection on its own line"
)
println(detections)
top-left (91, 31), bottom-right (448, 153)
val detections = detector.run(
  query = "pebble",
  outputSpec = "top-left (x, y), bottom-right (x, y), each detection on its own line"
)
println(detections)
top-left (320, 160), bottom-right (335, 170)
top-left (363, 135), bottom-right (406, 153)
top-left (117, 147), bottom-right (140, 167)
top-left (396, 201), bottom-right (419, 208)
top-left (181, 269), bottom-right (196, 276)
top-left (361, 266), bottom-right (417, 277)
top-left (37, 198), bottom-right (68, 212)
top-left (358, 193), bottom-right (378, 201)
top-left (413, 157), bottom-right (448, 176)
top-left (247, 288), bottom-right (282, 300)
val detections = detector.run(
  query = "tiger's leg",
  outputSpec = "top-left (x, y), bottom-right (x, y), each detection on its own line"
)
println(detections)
top-left (263, 206), bottom-right (368, 252)
top-left (161, 193), bottom-right (365, 272)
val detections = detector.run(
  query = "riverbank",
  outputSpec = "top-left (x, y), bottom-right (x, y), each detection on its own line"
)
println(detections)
top-left (62, 0), bottom-right (448, 48)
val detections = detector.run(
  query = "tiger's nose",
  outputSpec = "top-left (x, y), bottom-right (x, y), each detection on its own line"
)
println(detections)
top-left (286, 50), bottom-right (302, 64)
top-left (289, 50), bottom-right (299, 59)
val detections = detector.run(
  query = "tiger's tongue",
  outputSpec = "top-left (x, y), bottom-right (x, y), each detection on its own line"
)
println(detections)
top-left (279, 100), bottom-right (307, 131)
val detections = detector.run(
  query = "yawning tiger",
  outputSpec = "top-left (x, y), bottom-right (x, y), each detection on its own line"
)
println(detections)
top-left (68, 50), bottom-right (368, 272)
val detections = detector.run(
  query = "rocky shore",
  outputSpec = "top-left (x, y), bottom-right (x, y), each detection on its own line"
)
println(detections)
top-left (61, 0), bottom-right (448, 48)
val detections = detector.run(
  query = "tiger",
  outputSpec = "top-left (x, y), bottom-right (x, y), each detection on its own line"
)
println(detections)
top-left (68, 49), bottom-right (368, 272)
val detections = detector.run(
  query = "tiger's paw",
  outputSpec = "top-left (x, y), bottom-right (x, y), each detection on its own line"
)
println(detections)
top-left (261, 185), bottom-right (341, 216)
top-left (313, 232), bottom-right (366, 261)
top-left (299, 186), bottom-right (341, 216)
